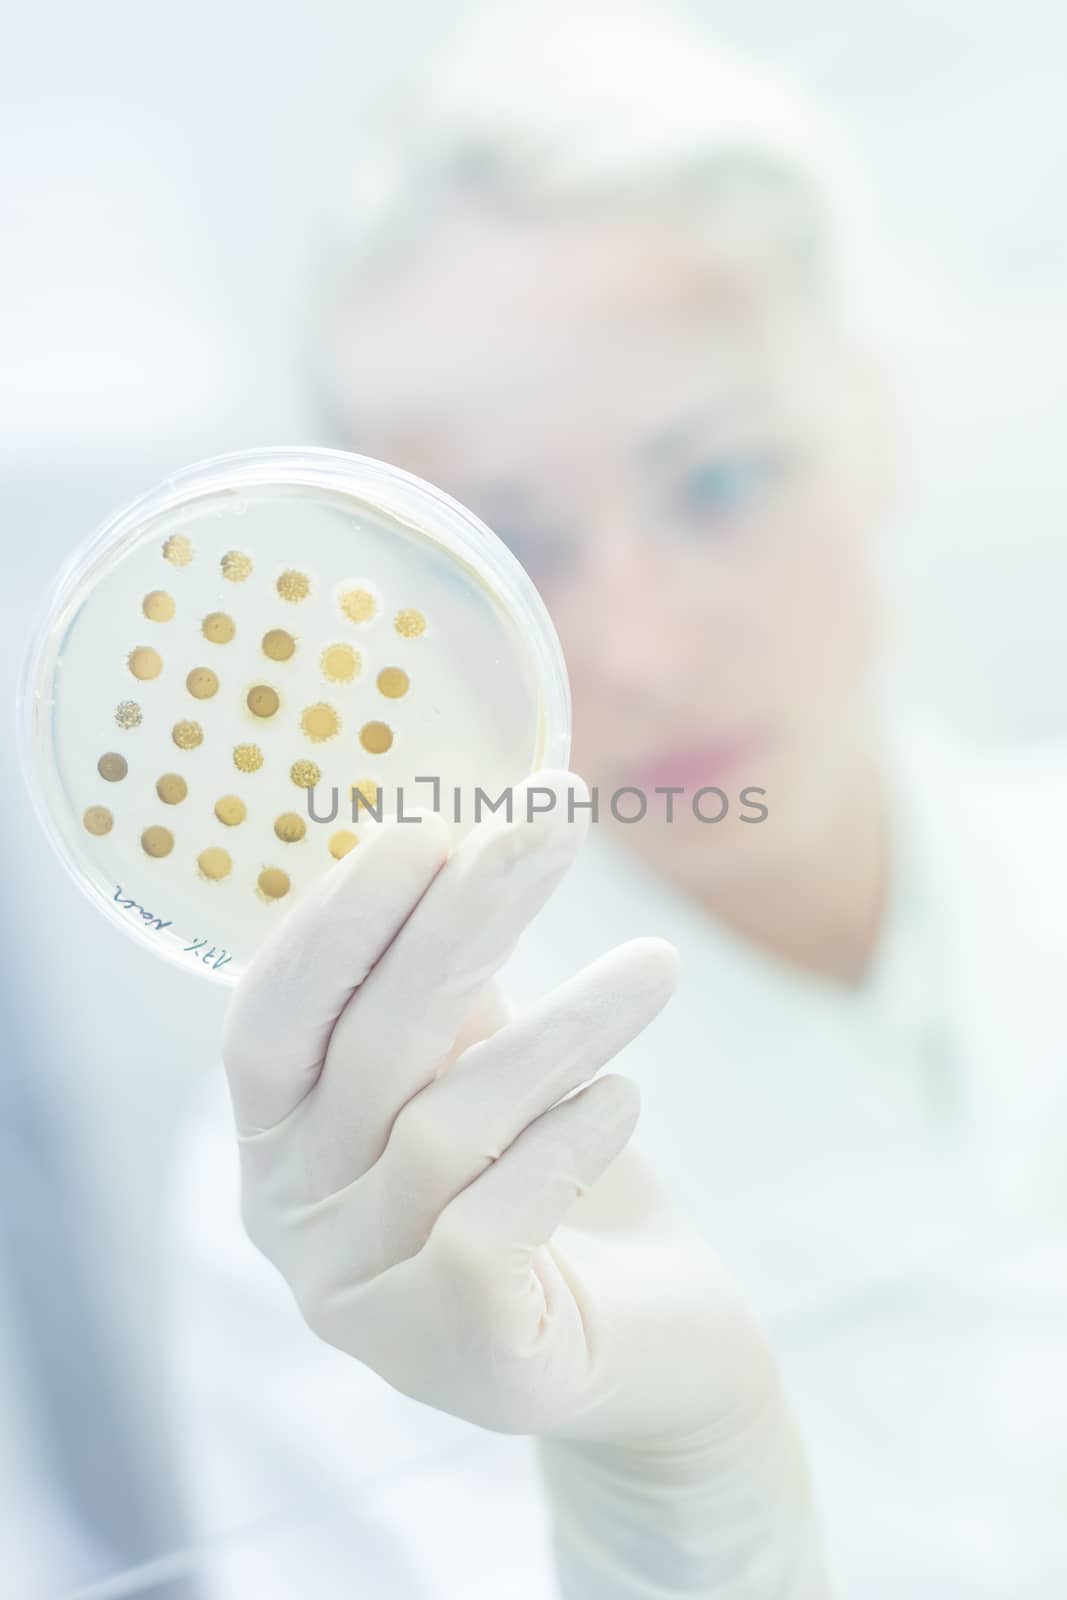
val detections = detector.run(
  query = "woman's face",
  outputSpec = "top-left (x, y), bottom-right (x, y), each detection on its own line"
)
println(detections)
top-left (337, 209), bottom-right (890, 871)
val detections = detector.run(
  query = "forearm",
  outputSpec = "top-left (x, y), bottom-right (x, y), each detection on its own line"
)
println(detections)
top-left (536, 1392), bottom-right (832, 1600)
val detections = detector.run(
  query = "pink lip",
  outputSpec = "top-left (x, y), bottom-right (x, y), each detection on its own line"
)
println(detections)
top-left (627, 730), bottom-right (773, 793)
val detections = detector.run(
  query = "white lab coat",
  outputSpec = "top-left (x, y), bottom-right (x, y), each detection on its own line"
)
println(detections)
top-left (163, 720), bottom-right (1067, 1598)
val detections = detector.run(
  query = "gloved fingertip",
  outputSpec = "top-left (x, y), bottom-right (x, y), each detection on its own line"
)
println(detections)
top-left (516, 768), bottom-right (592, 832)
top-left (628, 935), bottom-right (682, 995)
top-left (593, 1071), bottom-right (642, 1131)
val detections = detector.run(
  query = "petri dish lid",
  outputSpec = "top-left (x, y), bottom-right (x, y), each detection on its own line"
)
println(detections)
top-left (18, 447), bottom-right (570, 985)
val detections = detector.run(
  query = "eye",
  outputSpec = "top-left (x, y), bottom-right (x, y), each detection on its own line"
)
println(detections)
top-left (675, 452), bottom-right (782, 526)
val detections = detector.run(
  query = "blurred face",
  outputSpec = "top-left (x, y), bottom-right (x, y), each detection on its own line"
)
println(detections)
top-left (336, 209), bottom-right (890, 878)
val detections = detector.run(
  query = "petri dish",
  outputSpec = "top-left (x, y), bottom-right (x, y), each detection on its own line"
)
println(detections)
top-left (18, 447), bottom-right (571, 984)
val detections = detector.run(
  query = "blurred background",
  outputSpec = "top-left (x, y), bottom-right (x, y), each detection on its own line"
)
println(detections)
top-left (1, 2), bottom-right (1065, 1595)
top-left (4, 0), bottom-right (1066, 739)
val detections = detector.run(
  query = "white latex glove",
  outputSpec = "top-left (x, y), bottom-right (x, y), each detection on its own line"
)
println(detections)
top-left (223, 772), bottom-right (832, 1598)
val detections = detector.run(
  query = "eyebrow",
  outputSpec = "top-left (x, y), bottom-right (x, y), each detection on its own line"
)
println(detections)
top-left (638, 413), bottom-right (704, 463)
top-left (637, 389), bottom-right (768, 462)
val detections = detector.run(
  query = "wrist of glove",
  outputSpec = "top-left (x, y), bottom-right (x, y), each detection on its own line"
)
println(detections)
top-left (538, 1374), bottom-right (831, 1598)
top-left (221, 772), bottom-right (831, 1597)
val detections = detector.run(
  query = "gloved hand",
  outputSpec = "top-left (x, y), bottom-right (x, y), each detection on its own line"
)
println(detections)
top-left (222, 771), bottom-right (831, 1597)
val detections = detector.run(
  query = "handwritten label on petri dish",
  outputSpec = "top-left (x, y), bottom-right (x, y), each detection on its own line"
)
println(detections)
top-left (113, 884), bottom-right (172, 933)
top-left (113, 885), bottom-right (231, 969)
top-left (184, 938), bottom-right (232, 972)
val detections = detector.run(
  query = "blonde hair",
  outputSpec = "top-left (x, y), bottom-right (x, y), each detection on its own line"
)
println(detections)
top-left (323, 0), bottom-right (884, 410)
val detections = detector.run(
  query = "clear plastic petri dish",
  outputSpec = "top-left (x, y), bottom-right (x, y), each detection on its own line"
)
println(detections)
top-left (18, 447), bottom-right (571, 984)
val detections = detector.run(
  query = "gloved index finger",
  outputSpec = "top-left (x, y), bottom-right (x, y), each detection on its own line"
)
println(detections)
top-left (307, 770), bottom-right (592, 1185)
top-left (221, 812), bottom-right (449, 1136)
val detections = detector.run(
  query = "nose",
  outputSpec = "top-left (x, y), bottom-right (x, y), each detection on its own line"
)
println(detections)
top-left (565, 528), bottom-right (692, 699)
